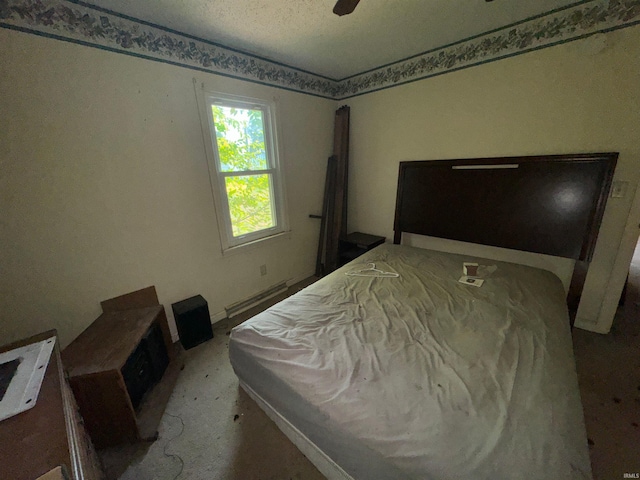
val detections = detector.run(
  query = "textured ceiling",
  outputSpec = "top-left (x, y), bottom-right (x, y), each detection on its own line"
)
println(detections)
top-left (86, 0), bottom-right (582, 79)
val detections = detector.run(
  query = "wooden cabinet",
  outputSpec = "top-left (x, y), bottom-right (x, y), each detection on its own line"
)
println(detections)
top-left (62, 287), bottom-right (180, 449)
top-left (0, 331), bottom-right (104, 480)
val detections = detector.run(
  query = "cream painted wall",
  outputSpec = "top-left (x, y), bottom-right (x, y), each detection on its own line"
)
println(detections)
top-left (346, 26), bottom-right (640, 333)
top-left (0, 29), bottom-right (335, 347)
top-left (2, 25), bottom-right (639, 346)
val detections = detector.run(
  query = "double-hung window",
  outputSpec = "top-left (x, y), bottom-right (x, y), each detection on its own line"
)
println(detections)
top-left (202, 93), bottom-right (287, 250)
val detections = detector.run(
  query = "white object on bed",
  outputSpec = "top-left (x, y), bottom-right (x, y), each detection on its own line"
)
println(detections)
top-left (458, 275), bottom-right (484, 287)
top-left (345, 262), bottom-right (399, 278)
top-left (0, 336), bottom-right (56, 422)
top-left (230, 244), bottom-right (592, 480)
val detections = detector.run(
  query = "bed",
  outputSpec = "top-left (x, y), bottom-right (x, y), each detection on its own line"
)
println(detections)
top-left (229, 153), bottom-right (617, 480)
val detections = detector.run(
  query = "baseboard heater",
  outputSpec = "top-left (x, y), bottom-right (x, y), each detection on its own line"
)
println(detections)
top-left (225, 281), bottom-right (288, 318)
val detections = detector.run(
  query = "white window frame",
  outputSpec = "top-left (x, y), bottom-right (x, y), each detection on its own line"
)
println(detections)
top-left (198, 91), bottom-right (288, 251)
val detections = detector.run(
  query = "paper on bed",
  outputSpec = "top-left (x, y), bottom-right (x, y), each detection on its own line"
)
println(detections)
top-left (458, 275), bottom-right (484, 286)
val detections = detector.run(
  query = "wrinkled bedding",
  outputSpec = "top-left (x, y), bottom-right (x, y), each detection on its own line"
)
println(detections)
top-left (229, 244), bottom-right (592, 479)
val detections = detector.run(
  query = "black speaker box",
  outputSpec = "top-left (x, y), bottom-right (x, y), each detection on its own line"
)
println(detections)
top-left (171, 295), bottom-right (214, 350)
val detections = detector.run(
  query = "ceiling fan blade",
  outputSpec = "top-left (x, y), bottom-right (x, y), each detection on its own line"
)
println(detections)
top-left (333, 0), bottom-right (360, 16)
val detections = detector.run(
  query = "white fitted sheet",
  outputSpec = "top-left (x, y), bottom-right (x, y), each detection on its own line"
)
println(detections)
top-left (229, 244), bottom-right (592, 479)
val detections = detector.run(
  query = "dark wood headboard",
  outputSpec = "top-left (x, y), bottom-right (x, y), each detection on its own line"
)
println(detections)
top-left (393, 153), bottom-right (617, 262)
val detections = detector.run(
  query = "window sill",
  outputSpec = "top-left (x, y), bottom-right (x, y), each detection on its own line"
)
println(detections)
top-left (221, 230), bottom-right (291, 257)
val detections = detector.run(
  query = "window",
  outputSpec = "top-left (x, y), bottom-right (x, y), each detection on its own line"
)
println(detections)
top-left (201, 93), bottom-right (287, 250)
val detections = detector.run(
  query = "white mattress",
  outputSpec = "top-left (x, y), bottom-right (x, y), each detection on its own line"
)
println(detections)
top-left (229, 244), bottom-right (592, 480)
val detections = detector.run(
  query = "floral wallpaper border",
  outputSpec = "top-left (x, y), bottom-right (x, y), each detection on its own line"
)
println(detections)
top-left (1, 0), bottom-right (639, 99)
top-left (336, 0), bottom-right (640, 98)
top-left (0, 0), bottom-right (339, 98)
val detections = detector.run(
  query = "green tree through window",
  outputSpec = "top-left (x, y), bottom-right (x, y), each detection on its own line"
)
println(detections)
top-left (211, 104), bottom-right (277, 238)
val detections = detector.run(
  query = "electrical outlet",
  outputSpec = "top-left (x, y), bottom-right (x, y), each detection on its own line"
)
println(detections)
top-left (611, 181), bottom-right (628, 198)
top-left (260, 264), bottom-right (267, 276)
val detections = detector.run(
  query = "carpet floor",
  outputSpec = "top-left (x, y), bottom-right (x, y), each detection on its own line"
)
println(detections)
top-left (103, 259), bottom-right (640, 480)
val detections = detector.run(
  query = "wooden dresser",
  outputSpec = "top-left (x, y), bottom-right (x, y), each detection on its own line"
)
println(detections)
top-left (0, 331), bottom-right (104, 480)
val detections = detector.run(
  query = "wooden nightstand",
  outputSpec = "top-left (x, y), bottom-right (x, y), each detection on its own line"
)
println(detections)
top-left (339, 232), bottom-right (385, 266)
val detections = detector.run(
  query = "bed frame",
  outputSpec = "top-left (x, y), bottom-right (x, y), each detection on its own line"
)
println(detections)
top-left (234, 154), bottom-right (616, 480)
top-left (393, 153), bottom-right (617, 323)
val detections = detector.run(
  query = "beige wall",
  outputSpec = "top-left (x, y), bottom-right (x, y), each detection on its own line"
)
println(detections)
top-left (346, 26), bottom-right (640, 333)
top-left (2, 25), bottom-right (639, 346)
top-left (0, 29), bottom-right (335, 347)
